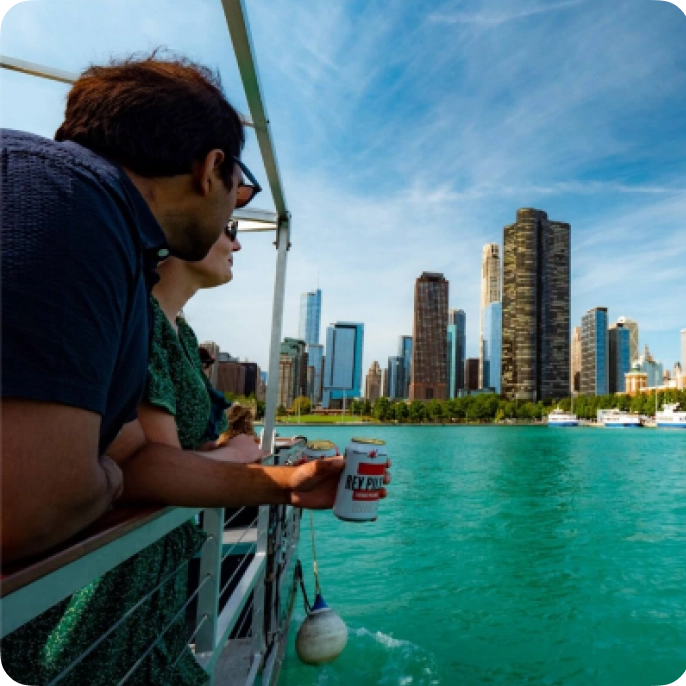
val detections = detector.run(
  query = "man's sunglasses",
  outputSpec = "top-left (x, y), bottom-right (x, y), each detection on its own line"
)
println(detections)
top-left (233, 157), bottom-right (262, 209)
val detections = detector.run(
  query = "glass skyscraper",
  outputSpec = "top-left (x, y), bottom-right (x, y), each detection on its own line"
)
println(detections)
top-left (447, 309), bottom-right (466, 398)
top-left (608, 323), bottom-right (631, 393)
top-left (581, 307), bottom-right (608, 396)
top-left (298, 289), bottom-right (322, 345)
top-left (306, 343), bottom-right (324, 404)
top-left (322, 322), bottom-right (364, 408)
top-left (398, 335), bottom-right (412, 398)
top-left (482, 302), bottom-right (502, 393)
top-left (387, 355), bottom-right (405, 399)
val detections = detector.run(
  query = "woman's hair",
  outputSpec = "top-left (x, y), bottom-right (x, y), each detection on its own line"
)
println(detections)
top-left (55, 51), bottom-right (245, 185)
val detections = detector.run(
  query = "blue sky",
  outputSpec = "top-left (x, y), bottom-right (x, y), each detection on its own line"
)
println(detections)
top-left (2, 0), bottom-right (685, 378)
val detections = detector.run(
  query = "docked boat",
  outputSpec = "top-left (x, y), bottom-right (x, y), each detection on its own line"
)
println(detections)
top-left (547, 408), bottom-right (579, 427)
top-left (598, 409), bottom-right (642, 428)
top-left (656, 403), bottom-right (686, 429)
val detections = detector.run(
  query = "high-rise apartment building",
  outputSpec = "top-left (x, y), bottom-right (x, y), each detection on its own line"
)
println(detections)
top-left (447, 309), bottom-right (466, 398)
top-left (479, 244), bottom-right (501, 387)
top-left (616, 316), bottom-right (639, 364)
top-left (278, 338), bottom-right (308, 407)
top-left (322, 322), bottom-right (364, 408)
top-left (365, 361), bottom-right (382, 403)
top-left (387, 356), bottom-right (406, 399)
top-left (502, 208), bottom-right (570, 401)
top-left (306, 343), bottom-right (324, 404)
top-left (482, 302), bottom-right (502, 393)
top-left (681, 329), bottom-right (686, 371)
top-left (465, 358), bottom-right (479, 391)
top-left (570, 326), bottom-right (582, 395)
top-left (410, 272), bottom-right (449, 401)
top-left (608, 323), bottom-right (631, 393)
top-left (380, 367), bottom-right (389, 399)
top-left (581, 307), bottom-right (608, 396)
top-left (398, 335), bottom-right (413, 398)
top-left (298, 289), bottom-right (322, 345)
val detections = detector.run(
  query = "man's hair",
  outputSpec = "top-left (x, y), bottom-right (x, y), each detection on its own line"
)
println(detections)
top-left (55, 52), bottom-right (245, 184)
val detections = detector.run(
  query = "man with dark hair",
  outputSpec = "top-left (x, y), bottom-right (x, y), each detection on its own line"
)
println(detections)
top-left (1, 56), bottom-right (352, 564)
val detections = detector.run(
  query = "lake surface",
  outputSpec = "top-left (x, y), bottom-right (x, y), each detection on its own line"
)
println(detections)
top-left (277, 425), bottom-right (686, 686)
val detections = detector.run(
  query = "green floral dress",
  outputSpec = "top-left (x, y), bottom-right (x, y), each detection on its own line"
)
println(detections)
top-left (3, 298), bottom-right (229, 686)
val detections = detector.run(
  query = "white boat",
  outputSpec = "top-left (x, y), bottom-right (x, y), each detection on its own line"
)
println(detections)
top-left (656, 403), bottom-right (686, 429)
top-left (598, 409), bottom-right (642, 428)
top-left (547, 408), bottom-right (579, 427)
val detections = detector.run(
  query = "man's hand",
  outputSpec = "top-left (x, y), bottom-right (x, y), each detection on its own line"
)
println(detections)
top-left (287, 458), bottom-right (391, 509)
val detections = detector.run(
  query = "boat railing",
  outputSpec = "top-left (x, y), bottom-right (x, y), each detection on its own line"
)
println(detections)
top-left (0, 438), bottom-right (306, 686)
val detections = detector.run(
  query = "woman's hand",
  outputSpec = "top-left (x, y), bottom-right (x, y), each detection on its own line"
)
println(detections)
top-left (287, 457), bottom-right (391, 509)
top-left (207, 433), bottom-right (264, 463)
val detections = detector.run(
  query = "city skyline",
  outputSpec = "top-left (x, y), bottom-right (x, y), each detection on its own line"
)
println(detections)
top-left (3, 0), bottom-right (684, 376)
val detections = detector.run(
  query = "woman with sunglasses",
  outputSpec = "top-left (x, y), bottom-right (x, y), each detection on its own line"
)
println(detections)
top-left (4, 163), bottom-right (265, 686)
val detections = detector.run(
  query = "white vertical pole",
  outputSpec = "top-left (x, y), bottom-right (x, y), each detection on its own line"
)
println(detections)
top-left (195, 508), bottom-right (225, 685)
top-left (253, 219), bottom-right (290, 672)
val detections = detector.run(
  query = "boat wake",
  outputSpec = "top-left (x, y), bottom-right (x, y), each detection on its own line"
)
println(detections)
top-left (283, 612), bottom-right (442, 685)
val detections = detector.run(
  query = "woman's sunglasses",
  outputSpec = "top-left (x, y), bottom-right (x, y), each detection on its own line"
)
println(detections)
top-left (233, 157), bottom-right (262, 209)
top-left (225, 220), bottom-right (239, 242)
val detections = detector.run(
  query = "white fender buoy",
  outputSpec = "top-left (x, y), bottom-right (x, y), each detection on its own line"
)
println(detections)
top-left (295, 593), bottom-right (348, 665)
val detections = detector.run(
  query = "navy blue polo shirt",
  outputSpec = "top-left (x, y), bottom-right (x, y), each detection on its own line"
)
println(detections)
top-left (1, 129), bottom-right (168, 453)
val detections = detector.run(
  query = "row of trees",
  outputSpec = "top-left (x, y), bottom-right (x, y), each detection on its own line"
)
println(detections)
top-left (272, 388), bottom-right (686, 423)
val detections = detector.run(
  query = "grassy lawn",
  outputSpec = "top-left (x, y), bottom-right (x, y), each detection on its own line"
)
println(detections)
top-left (272, 414), bottom-right (380, 424)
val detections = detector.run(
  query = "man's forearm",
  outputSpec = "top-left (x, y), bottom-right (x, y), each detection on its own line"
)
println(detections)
top-left (119, 442), bottom-right (292, 507)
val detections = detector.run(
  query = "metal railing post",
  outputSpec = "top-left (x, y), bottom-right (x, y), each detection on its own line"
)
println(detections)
top-left (194, 508), bottom-right (225, 685)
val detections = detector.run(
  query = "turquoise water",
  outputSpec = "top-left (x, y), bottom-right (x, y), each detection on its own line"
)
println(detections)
top-left (277, 426), bottom-right (686, 686)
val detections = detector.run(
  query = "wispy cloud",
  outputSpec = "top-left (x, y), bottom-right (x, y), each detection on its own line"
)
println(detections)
top-left (428, 0), bottom-right (588, 27)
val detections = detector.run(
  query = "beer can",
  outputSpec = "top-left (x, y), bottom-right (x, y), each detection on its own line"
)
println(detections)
top-left (333, 438), bottom-right (387, 522)
top-left (302, 440), bottom-right (339, 461)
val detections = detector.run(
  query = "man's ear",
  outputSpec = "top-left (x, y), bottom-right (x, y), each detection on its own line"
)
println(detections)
top-left (192, 149), bottom-right (226, 196)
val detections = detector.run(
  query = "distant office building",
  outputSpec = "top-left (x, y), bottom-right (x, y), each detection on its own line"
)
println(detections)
top-left (240, 362), bottom-right (259, 397)
top-left (277, 355), bottom-right (294, 409)
top-left (479, 244), bottom-right (501, 387)
top-left (322, 322), bottom-right (364, 408)
top-left (635, 344), bottom-right (664, 388)
top-left (278, 338), bottom-right (308, 408)
top-left (380, 367), bottom-right (389, 398)
top-left (625, 363), bottom-right (648, 396)
top-left (465, 358), bottom-right (479, 391)
top-left (365, 361), bottom-right (382, 403)
top-left (673, 362), bottom-right (684, 391)
top-left (306, 343), bottom-right (324, 404)
top-left (398, 335), bottom-right (413, 398)
top-left (298, 289), bottom-right (322, 345)
top-left (482, 302), bottom-right (502, 393)
top-left (216, 361), bottom-right (246, 397)
top-left (608, 323), bottom-right (631, 393)
top-left (581, 307), bottom-right (609, 396)
top-left (410, 272), bottom-right (449, 401)
top-left (570, 326), bottom-right (582, 395)
top-left (447, 309), bottom-right (466, 398)
top-left (617, 316), bottom-right (639, 364)
top-left (682, 329), bottom-right (686, 371)
top-left (502, 208), bottom-right (570, 401)
top-left (387, 356), bottom-right (406, 399)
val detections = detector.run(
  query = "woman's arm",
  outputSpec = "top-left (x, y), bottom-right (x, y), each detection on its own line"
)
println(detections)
top-left (136, 402), bottom-right (262, 462)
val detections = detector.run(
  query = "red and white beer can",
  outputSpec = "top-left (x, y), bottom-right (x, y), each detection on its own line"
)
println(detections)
top-left (302, 440), bottom-right (339, 461)
top-left (333, 438), bottom-right (387, 522)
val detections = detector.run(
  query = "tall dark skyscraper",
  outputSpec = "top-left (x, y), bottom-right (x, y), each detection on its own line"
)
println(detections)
top-left (410, 272), bottom-right (449, 401)
top-left (502, 208), bottom-right (570, 401)
top-left (398, 335), bottom-right (413, 398)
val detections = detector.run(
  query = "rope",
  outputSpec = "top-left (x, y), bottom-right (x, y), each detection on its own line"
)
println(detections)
top-left (309, 510), bottom-right (322, 596)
